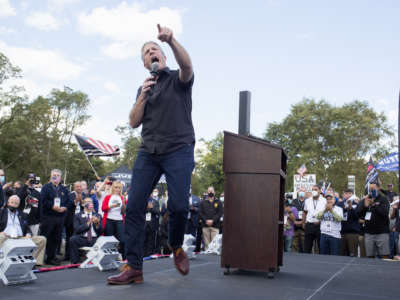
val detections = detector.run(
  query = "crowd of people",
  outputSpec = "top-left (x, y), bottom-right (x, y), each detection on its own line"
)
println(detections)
top-left (1, 166), bottom-right (399, 269)
top-left (283, 182), bottom-right (400, 259)
top-left (0, 168), bottom-right (224, 267)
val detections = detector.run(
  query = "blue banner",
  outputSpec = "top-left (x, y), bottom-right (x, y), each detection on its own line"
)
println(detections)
top-left (375, 152), bottom-right (399, 172)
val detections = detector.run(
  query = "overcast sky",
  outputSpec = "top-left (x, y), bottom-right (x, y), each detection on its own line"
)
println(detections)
top-left (0, 0), bottom-right (399, 150)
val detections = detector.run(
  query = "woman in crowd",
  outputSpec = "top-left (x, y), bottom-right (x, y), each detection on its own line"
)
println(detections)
top-left (316, 194), bottom-right (343, 255)
top-left (102, 181), bottom-right (126, 258)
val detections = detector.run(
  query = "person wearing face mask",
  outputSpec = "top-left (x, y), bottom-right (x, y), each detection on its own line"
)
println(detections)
top-left (0, 195), bottom-right (47, 266)
top-left (291, 189), bottom-right (307, 252)
top-left (40, 169), bottom-right (71, 265)
top-left (69, 197), bottom-right (103, 264)
top-left (302, 185), bottom-right (327, 254)
top-left (336, 189), bottom-right (360, 257)
top-left (199, 187), bottom-right (224, 250)
top-left (356, 182), bottom-right (390, 258)
top-left (144, 188), bottom-right (161, 256)
top-left (0, 169), bottom-right (7, 208)
top-left (185, 189), bottom-right (201, 237)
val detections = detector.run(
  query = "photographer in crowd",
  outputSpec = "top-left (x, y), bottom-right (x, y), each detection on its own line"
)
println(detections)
top-left (357, 182), bottom-right (390, 259)
top-left (17, 173), bottom-right (41, 236)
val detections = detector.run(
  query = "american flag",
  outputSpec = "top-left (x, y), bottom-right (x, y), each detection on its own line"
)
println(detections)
top-left (365, 156), bottom-right (379, 193)
top-left (297, 164), bottom-right (307, 176)
top-left (74, 134), bottom-right (120, 157)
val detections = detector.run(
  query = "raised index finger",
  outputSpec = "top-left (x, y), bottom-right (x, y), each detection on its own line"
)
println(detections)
top-left (157, 24), bottom-right (161, 32)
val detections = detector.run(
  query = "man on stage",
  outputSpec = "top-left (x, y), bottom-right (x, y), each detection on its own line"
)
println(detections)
top-left (107, 24), bottom-right (195, 285)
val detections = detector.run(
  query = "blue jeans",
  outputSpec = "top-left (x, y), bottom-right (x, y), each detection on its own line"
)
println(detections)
top-left (320, 234), bottom-right (341, 255)
top-left (284, 235), bottom-right (293, 252)
top-left (389, 231), bottom-right (399, 257)
top-left (125, 144), bottom-right (195, 269)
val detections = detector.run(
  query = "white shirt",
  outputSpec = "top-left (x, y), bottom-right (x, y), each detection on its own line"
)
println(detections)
top-left (81, 212), bottom-right (97, 238)
top-left (318, 206), bottom-right (343, 239)
top-left (304, 196), bottom-right (327, 223)
top-left (107, 195), bottom-right (123, 221)
top-left (4, 209), bottom-right (23, 238)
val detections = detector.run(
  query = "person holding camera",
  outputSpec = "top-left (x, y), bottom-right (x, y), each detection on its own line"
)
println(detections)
top-left (16, 173), bottom-right (41, 236)
top-left (70, 197), bottom-right (103, 264)
top-left (356, 182), bottom-right (390, 258)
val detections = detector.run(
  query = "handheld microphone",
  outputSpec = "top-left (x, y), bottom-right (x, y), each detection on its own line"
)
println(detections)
top-left (148, 61), bottom-right (159, 95)
top-left (150, 61), bottom-right (159, 77)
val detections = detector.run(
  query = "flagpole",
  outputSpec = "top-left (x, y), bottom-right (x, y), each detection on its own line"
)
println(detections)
top-left (83, 153), bottom-right (101, 180)
top-left (398, 89), bottom-right (400, 193)
top-left (74, 134), bottom-right (101, 180)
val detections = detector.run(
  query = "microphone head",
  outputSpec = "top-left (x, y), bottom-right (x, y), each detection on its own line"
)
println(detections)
top-left (151, 61), bottom-right (159, 74)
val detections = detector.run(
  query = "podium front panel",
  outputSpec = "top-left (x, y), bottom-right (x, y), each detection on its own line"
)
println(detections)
top-left (221, 173), bottom-right (280, 271)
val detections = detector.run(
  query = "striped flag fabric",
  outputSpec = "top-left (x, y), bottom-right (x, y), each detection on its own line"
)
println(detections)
top-left (365, 156), bottom-right (379, 193)
top-left (297, 164), bottom-right (307, 176)
top-left (74, 134), bottom-right (120, 157)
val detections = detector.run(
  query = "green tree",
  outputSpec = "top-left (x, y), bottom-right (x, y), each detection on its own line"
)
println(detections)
top-left (105, 124), bottom-right (142, 172)
top-left (264, 99), bottom-right (395, 196)
top-left (193, 132), bottom-right (225, 196)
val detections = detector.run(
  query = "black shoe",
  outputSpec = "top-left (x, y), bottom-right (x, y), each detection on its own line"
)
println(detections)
top-left (45, 259), bottom-right (60, 266)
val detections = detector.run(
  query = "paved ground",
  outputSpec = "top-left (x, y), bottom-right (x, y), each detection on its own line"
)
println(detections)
top-left (2, 253), bottom-right (400, 300)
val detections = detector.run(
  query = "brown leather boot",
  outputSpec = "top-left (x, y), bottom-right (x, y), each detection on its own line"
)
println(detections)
top-left (172, 247), bottom-right (189, 275)
top-left (107, 264), bottom-right (144, 285)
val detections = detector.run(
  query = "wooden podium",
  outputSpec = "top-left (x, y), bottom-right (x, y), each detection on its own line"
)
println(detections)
top-left (221, 131), bottom-right (287, 277)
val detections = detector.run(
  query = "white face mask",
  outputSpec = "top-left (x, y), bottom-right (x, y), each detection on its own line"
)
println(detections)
top-left (312, 191), bottom-right (319, 197)
top-left (153, 192), bottom-right (158, 198)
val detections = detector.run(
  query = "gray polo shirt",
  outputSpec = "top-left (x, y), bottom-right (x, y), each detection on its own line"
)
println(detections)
top-left (136, 67), bottom-right (195, 154)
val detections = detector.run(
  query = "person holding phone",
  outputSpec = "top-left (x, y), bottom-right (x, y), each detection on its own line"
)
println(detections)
top-left (102, 181), bottom-right (126, 258)
top-left (70, 197), bottom-right (103, 264)
top-left (356, 182), bottom-right (390, 258)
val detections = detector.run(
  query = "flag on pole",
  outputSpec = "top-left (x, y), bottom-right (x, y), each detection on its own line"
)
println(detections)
top-left (297, 164), bottom-right (307, 176)
top-left (74, 134), bottom-right (120, 157)
top-left (365, 156), bottom-right (379, 193)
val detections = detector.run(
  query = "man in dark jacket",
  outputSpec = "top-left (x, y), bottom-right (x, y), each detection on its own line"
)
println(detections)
top-left (199, 187), bottom-right (223, 250)
top-left (357, 182), bottom-right (390, 258)
top-left (0, 195), bottom-right (46, 265)
top-left (70, 197), bottom-right (103, 264)
top-left (40, 169), bottom-right (71, 265)
top-left (144, 189), bottom-right (160, 256)
top-left (337, 189), bottom-right (360, 257)
top-left (186, 192), bottom-right (201, 237)
top-left (17, 173), bottom-right (41, 236)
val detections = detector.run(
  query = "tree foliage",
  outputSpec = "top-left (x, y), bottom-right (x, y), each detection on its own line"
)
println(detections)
top-left (192, 132), bottom-right (225, 196)
top-left (264, 99), bottom-right (395, 195)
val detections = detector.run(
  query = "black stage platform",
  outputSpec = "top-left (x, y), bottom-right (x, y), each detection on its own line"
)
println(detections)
top-left (2, 253), bottom-right (400, 300)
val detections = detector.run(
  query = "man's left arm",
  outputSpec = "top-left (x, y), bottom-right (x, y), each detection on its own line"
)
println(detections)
top-left (158, 24), bottom-right (193, 83)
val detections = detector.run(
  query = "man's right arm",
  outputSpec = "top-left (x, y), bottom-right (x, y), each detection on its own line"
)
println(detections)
top-left (129, 78), bottom-right (156, 128)
top-left (129, 93), bottom-right (147, 128)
